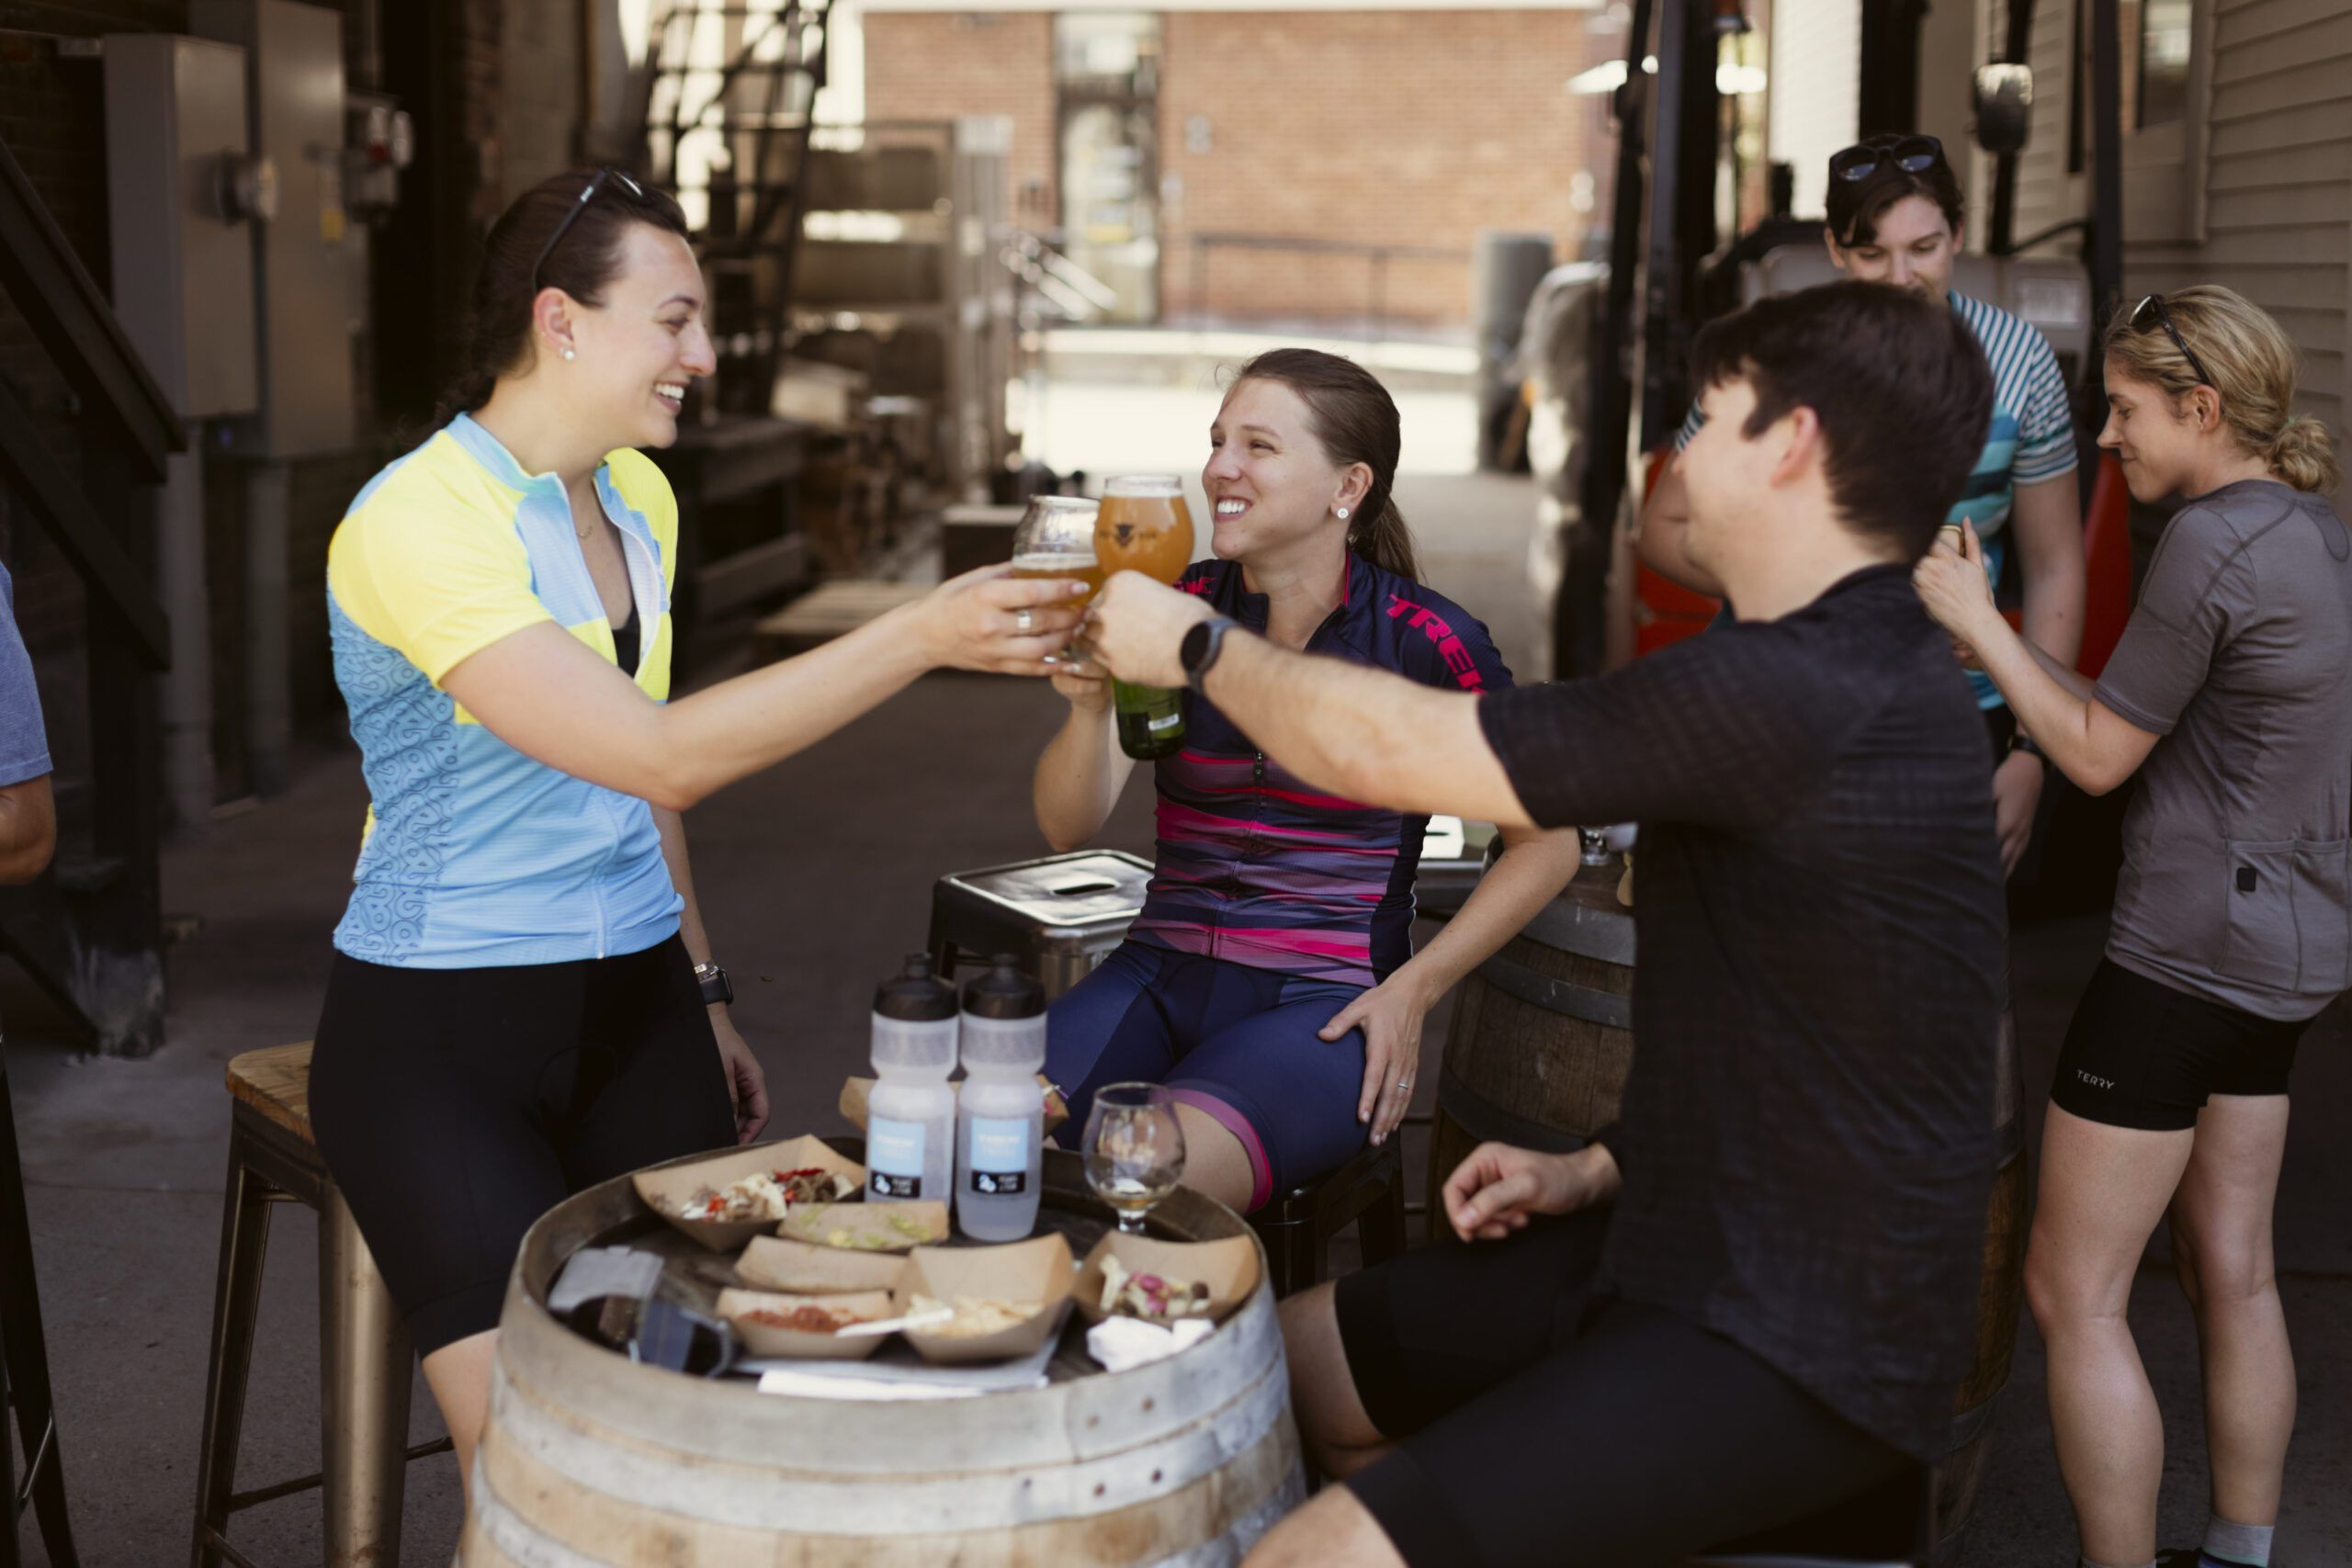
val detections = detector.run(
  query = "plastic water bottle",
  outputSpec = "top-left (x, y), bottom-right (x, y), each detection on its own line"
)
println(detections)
top-left (955, 955), bottom-right (1047, 1241)
top-left (867, 953), bottom-right (958, 1205)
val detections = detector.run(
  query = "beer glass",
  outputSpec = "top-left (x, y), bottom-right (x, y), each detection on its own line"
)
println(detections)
top-left (1094, 475), bottom-right (1195, 760)
top-left (1082, 1082), bottom-right (1187, 1235)
top-left (1011, 495), bottom-right (1102, 667)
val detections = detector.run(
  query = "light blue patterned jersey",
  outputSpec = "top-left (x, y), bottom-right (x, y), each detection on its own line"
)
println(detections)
top-left (325, 414), bottom-right (684, 967)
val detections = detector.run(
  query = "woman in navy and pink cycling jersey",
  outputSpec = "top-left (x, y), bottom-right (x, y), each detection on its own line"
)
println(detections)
top-left (1033, 349), bottom-right (1585, 1213)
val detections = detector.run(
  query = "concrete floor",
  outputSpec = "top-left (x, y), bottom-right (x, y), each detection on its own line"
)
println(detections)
top-left (5, 466), bottom-right (2347, 1566)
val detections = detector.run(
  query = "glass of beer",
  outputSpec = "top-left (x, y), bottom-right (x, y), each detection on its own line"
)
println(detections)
top-left (1095, 476), bottom-right (1195, 760)
top-left (1011, 495), bottom-right (1103, 666)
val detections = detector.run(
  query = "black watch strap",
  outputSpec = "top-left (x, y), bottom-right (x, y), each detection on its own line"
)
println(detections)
top-left (2009, 731), bottom-right (2047, 763)
top-left (1182, 616), bottom-right (1240, 690)
top-left (694, 962), bottom-right (734, 1007)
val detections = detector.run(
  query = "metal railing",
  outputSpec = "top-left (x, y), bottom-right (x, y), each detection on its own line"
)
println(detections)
top-left (0, 132), bottom-right (178, 1055)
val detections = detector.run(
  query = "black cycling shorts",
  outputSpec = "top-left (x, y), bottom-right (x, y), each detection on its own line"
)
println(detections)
top-left (309, 935), bottom-right (737, 1358)
top-left (2051, 957), bottom-right (2312, 1133)
top-left (1333, 1213), bottom-right (1911, 1568)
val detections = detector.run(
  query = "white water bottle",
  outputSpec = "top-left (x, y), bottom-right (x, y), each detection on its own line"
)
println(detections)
top-left (955, 955), bottom-right (1047, 1241)
top-left (867, 953), bottom-right (957, 1205)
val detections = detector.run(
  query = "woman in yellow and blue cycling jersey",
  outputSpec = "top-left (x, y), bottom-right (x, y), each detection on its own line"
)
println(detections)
top-left (307, 169), bottom-right (1084, 1505)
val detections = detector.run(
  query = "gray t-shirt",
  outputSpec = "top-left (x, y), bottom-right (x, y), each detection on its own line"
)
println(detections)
top-left (1, 560), bottom-right (53, 788)
top-left (2095, 479), bottom-right (2352, 1020)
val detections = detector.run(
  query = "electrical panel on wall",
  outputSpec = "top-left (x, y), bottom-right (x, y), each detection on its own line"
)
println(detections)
top-left (191, 0), bottom-right (354, 460)
top-left (100, 34), bottom-right (264, 422)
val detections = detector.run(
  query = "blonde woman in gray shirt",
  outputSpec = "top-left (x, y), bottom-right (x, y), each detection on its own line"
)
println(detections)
top-left (1916, 285), bottom-right (2346, 1568)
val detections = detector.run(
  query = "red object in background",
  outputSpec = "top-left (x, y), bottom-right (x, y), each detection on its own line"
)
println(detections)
top-left (1634, 447), bottom-right (1721, 654)
top-left (1632, 448), bottom-right (2134, 673)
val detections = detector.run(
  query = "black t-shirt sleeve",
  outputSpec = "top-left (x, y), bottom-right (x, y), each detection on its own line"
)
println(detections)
top-left (1476, 625), bottom-right (1852, 831)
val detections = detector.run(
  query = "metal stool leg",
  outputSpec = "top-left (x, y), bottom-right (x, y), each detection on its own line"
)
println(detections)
top-left (318, 1185), bottom-right (412, 1568)
top-left (190, 1126), bottom-right (276, 1568)
top-left (1, 1052), bottom-right (79, 1568)
top-left (1358, 1171), bottom-right (1408, 1269)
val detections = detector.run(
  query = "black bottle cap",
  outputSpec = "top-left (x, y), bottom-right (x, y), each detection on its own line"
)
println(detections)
top-left (961, 954), bottom-right (1046, 1020)
top-left (874, 952), bottom-right (957, 1021)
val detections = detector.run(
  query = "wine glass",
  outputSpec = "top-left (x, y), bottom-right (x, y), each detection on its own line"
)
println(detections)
top-left (1010, 494), bottom-right (1102, 667)
top-left (1082, 1082), bottom-right (1187, 1235)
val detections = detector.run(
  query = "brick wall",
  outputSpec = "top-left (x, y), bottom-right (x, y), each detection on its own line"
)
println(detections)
top-left (1164, 10), bottom-right (1602, 327)
top-left (864, 12), bottom-right (1058, 223)
top-left (860, 7), bottom-right (1605, 328)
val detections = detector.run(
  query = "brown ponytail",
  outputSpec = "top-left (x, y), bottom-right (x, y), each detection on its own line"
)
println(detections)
top-left (434, 169), bottom-right (691, 425)
top-left (1230, 348), bottom-right (1421, 581)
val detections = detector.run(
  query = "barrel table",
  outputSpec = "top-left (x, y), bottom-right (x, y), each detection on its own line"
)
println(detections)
top-left (1425, 860), bottom-right (2028, 1560)
top-left (459, 1147), bottom-right (1302, 1568)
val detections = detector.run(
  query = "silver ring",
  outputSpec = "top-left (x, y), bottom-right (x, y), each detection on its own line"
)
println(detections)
top-left (1013, 608), bottom-right (1035, 634)
top-left (1395, 1079), bottom-right (1411, 1090)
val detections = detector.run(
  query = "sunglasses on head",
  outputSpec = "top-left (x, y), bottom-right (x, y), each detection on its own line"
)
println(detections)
top-left (532, 166), bottom-right (647, 291)
top-left (2130, 294), bottom-right (2216, 389)
top-left (1829, 134), bottom-right (1946, 184)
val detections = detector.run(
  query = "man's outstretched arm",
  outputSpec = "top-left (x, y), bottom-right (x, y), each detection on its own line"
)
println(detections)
top-left (1083, 571), bottom-right (1537, 829)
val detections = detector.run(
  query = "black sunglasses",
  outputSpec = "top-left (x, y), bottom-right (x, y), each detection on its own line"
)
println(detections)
top-left (1829, 133), bottom-right (1946, 184)
top-left (532, 166), bottom-right (646, 291)
top-left (2130, 294), bottom-right (2216, 389)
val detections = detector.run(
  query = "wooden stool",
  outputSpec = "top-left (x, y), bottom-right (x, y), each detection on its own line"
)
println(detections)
top-left (1248, 1138), bottom-right (1408, 1297)
top-left (192, 1043), bottom-right (451, 1568)
top-left (3, 1042), bottom-right (80, 1568)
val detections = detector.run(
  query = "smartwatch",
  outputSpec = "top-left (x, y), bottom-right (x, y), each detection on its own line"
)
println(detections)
top-left (693, 961), bottom-right (734, 1007)
top-left (1181, 615), bottom-right (1241, 691)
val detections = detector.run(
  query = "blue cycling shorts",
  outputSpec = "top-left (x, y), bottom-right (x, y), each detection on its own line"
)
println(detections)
top-left (1046, 941), bottom-right (1371, 1210)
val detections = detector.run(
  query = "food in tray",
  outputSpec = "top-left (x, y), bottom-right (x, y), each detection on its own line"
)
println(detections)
top-left (1095, 1254), bottom-right (1213, 1322)
top-left (908, 1293), bottom-right (1045, 1337)
top-left (739, 1302), bottom-right (880, 1335)
top-left (677, 1166), bottom-right (860, 1223)
top-left (782, 1205), bottom-right (943, 1250)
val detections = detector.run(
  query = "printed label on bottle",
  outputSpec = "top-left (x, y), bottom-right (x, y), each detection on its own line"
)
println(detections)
top-left (867, 1117), bottom-right (925, 1199)
top-left (1148, 710), bottom-right (1182, 733)
top-left (967, 1116), bottom-right (1030, 1194)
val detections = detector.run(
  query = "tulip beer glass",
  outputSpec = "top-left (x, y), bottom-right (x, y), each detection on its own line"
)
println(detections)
top-left (1094, 475), bottom-right (1194, 759)
top-left (1010, 495), bottom-right (1103, 666)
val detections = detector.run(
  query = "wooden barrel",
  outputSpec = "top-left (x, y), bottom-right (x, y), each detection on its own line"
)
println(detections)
top-left (1430, 862), bottom-right (2028, 1554)
top-left (459, 1148), bottom-right (1301, 1568)
top-left (1426, 862), bottom-right (1634, 1224)
top-left (1926, 975), bottom-right (2029, 1557)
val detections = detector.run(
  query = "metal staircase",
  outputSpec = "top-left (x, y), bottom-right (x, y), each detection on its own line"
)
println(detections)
top-left (0, 134), bottom-right (176, 1058)
top-left (634, 0), bottom-right (835, 415)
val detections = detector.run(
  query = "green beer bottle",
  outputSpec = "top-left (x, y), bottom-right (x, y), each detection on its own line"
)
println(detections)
top-left (1094, 474), bottom-right (1196, 762)
top-left (1114, 680), bottom-right (1185, 760)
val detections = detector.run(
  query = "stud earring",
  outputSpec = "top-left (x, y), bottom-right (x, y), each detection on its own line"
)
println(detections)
top-left (561, 348), bottom-right (576, 361)
top-left (1335, 505), bottom-right (1351, 520)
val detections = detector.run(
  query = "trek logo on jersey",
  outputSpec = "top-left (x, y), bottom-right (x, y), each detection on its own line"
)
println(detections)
top-left (1385, 594), bottom-right (1487, 692)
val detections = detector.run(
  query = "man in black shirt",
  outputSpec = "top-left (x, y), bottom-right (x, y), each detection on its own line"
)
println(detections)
top-left (1082, 280), bottom-right (2007, 1568)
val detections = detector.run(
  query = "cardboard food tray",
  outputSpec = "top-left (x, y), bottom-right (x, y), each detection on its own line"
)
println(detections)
top-left (717, 1288), bottom-right (898, 1360)
top-left (777, 1200), bottom-right (949, 1254)
top-left (899, 1233), bottom-right (1077, 1365)
top-left (737, 1235), bottom-right (907, 1295)
top-left (632, 1136), bottom-right (866, 1253)
top-left (841, 1075), bottom-right (1069, 1136)
top-left (737, 1325), bottom-right (1065, 1393)
top-left (1075, 1232), bottom-right (1259, 1327)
